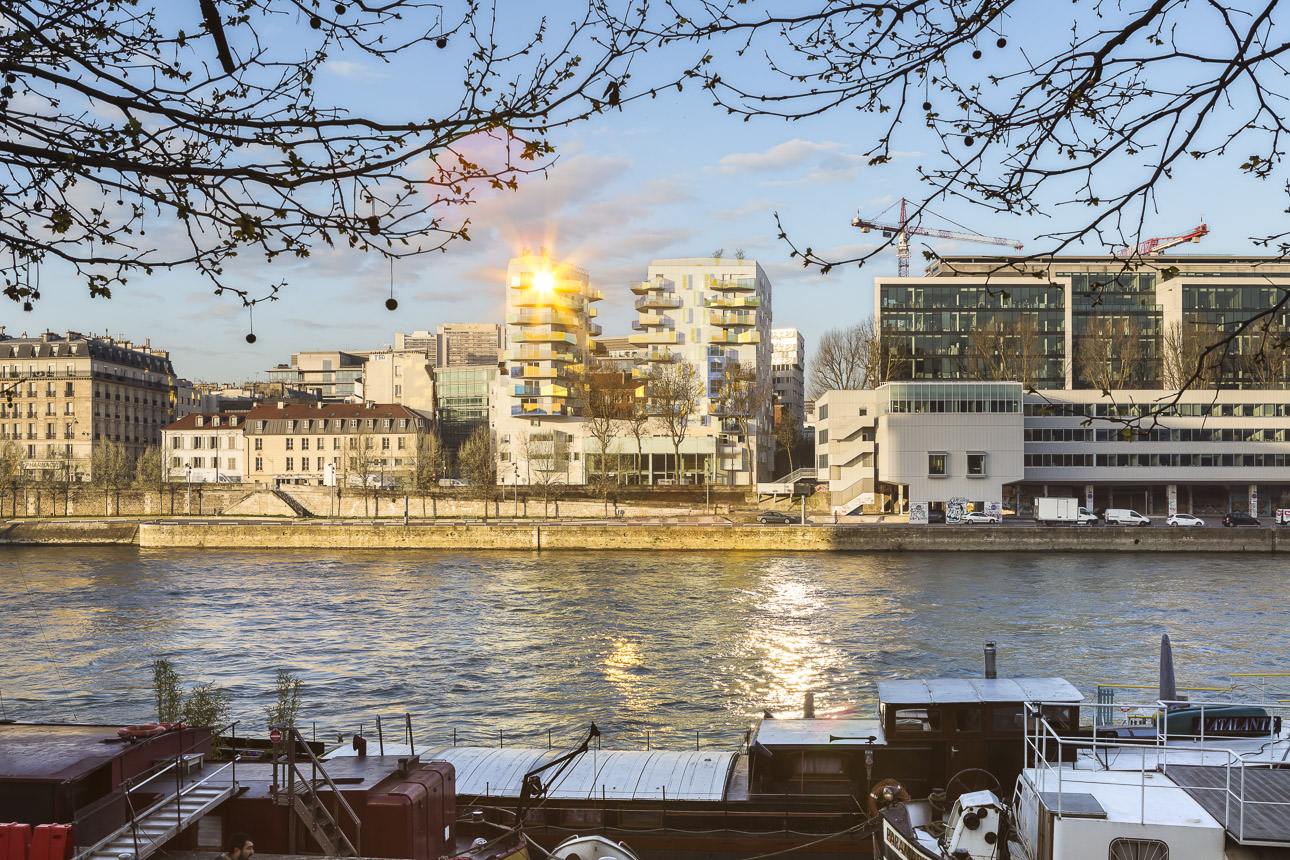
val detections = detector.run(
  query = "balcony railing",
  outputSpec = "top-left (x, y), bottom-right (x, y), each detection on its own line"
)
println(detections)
top-left (631, 315), bottom-right (675, 330)
top-left (711, 277), bottom-right (757, 292)
top-left (515, 330), bottom-right (578, 344)
top-left (709, 330), bottom-right (761, 344)
top-left (629, 331), bottom-right (680, 345)
top-left (708, 311), bottom-right (757, 327)
top-left (629, 278), bottom-right (673, 295)
top-left (507, 309), bottom-right (581, 327)
top-left (506, 347), bottom-right (577, 362)
top-left (634, 294), bottom-right (683, 311)
top-left (703, 295), bottom-right (761, 309)
top-left (512, 404), bottom-right (569, 417)
top-left (513, 384), bottom-right (570, 398)
top-left (510, 290), bottom-right (586, 312)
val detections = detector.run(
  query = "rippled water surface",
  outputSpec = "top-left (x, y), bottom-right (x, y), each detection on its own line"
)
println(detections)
top-left (0, 547), bottom-right (1282, 748)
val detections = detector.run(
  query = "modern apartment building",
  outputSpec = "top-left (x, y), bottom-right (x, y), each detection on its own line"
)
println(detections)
top-left (876, 255), bottom-right (1290, 389)
top-left (162, 412), bottom-right (245, 482)
top-left (771, 328), bottom-right (805, 426)
top-left (816, 382), bottom-right (1290, 519)
top-left (243, 401), bottom-right (431, 486)
top-left (436, 365), bottom-right (495, 455)
top-left (0, 330), bottom-right (177, 481)
top-left (267, 350), bottom-right (367, 400)
top-left (628, 257), bottom-right (774, 484)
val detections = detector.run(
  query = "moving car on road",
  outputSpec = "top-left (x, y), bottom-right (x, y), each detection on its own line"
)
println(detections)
top-left (756, 510), bottom-right (798, 524)
top-left (1223, 511), bottom-right (1260, 527)
top-left (1166, 513), bottom-right (1205, 527)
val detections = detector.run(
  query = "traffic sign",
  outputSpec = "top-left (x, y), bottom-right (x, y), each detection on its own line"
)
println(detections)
top-left (269, 728), bottom-right (282, 743)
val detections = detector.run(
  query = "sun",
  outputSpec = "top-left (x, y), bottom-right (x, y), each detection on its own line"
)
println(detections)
top-left (533, 271), bottom-right (556, 294)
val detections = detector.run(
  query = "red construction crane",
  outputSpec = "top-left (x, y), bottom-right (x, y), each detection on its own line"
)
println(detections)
top-left (851, 198), bottom-right (1023, 277)
top-left (1113, 223), bottom-right (1209, 258)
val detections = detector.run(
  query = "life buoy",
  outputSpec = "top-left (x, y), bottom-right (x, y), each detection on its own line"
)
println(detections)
top-left (118, 723), bottom-right (165, 740)
top-left (158, 722), bottom-right (187, 732)
top-left (868, 778), bottom-right (911, 818)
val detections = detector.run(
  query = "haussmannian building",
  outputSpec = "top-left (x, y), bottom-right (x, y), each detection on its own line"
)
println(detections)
top-left (0, 329), bottom-right (178, 482)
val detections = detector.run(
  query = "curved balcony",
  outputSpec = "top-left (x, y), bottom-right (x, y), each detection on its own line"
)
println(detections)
top-left (511, 290), bottom-right (586, 311)
top-left (639, 346), bottom-right (675, 362)
top-left (507, 309), bottom-right (581, 327)
top-left (588, 322), bottom-right (603, 337)
top-left (708, 311), bottom-right (757, 327)
top-left (513, 383), bottom-right (570, 398)
top-left (588, 289), bottom-right (605, 302)
top-left (630, 277), bottom-right (674, 295)
top-left (631, 316), bottom-right (675, 331)
top-left (510, 365), bottom-right (574, 381)
top-left (711, 277), bottom-right (757, 292)
top-left (635, 294), bottom-right (683, 311)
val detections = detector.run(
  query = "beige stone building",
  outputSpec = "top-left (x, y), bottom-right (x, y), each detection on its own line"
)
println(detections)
top-left (0, 330), bottom-right (177, 481)
top-left (161, 412), bottom-right (246, 482)
top-left (243, 402), bottom-right (432, 487)
top-left (358, 347), bottom-right (436, 412)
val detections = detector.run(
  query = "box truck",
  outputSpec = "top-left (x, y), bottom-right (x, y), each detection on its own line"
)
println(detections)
top-left (1035, 497), bottom-right (1098, 525)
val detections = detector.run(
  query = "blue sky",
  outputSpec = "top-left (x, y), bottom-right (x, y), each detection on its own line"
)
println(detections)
top-left (11, 2), bottom-right (1289, 381)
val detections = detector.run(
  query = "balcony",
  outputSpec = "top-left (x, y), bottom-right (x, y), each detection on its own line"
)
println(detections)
top-left (507, 308), bottom-right (581, 327)
top-left (631, 317), bottom-right (676, 331)
top-left (708, 311), bottom-right (757, 327)
top-left (709, 330), bottom-right (761, 344)
top-left (634, 294), bottom-right (683, 311)
top-left (510, 366), bottom-right (574, 382)
top-left (510, 290), bottom-right (586, 311)
top-left (712, 277), bottom-right (757, 292)
top-left (630, 277), bottom-right (673, 295)
top-left (588, 322), bottom-right (602, 337)
top-left (703, 295), bottom-right (761, 309)
top-left (639, 347), bottom-right (674, 362)
top-left (507, 347), bottom-right (577, 362)
top-left (515, 330), bottom-right (578, 344)
top-left (629, 331), bottom-right (680, 345)
top-left (512, 403), bottom-right (569, 417)
top-left (588, 289), bottom-right (604, 302)
top-left (512, 383), bottom-right (570, 398)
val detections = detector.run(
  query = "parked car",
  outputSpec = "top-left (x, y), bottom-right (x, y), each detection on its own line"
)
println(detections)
top-left (1103, 508), bottom-right (1151, 526)
top-left (756, 510), bottom-right (798, 524)
top-left (438, 478), bottom-right (469, 488)
top-left (1223, 511), bottom-right (1260, 527)
top-left (926, 509), bottom-right (946, 524)
top-left (1166, 513), bottom-right (1205, 527)
top-left (962, 511), bottom-right (1001, 524)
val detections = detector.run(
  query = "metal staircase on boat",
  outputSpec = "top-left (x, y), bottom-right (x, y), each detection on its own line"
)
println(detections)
top-left (76, 758), bottom-right (236, 860)
top-left (271, 727), bottom-right (360, 857)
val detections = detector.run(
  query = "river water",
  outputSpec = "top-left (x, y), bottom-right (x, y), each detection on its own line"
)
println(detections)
top-left (0, 546), bottom-right (1283, 750)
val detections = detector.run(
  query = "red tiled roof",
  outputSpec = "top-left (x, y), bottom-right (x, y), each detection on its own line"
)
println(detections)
top-left (242, 403), bottom-right (425, 421)
top-left (161, 412), bottom-right (244, 431)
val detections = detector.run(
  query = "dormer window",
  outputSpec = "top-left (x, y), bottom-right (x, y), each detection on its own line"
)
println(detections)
top-left (195, 416), bottom-right (204, 427)
top-left (211, 416), bottom-right (220, 427)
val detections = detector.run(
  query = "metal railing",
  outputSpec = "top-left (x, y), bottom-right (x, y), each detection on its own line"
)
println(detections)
top-left (73, 721), bottom-right (240, 860)
top-left (273, 724), bottom-right (362, 856)
top-left (1018, 699), bottom-right (1290, 849)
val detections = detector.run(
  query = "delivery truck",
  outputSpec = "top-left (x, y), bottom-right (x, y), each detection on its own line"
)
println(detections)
top-left (1035, 497), bottom-right (1098, 525)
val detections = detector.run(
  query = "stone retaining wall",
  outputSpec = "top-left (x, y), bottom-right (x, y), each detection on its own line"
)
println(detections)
top-left (136, 523), bottom-right (1287, 552)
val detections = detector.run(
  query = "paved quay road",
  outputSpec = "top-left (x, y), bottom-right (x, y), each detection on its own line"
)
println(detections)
top-left (1, 545), bottom-right (1284, 750)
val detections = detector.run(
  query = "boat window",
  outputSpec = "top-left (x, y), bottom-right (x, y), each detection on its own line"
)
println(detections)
top-left (1040, 706), bottom-right (1077, 732)
top-left (1109, 837), bottom-right (1168, 860)
top-left (956, 707), bottom-right (983, 733)
top-left (993, 706), bottom-right (1025, 732)
top-left (892, 708), bottom-right (941, 733)
top-left (793, 752), bottom-right (846, 776)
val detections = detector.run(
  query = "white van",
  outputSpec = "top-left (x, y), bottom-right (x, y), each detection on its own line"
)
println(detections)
top-left (1104, 508), bottom-right (1151, 526)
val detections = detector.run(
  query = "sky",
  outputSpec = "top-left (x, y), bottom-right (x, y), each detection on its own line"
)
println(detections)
top-left (10, 2), bottom-right (1290, 382)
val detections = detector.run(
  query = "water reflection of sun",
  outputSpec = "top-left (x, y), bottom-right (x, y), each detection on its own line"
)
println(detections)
top-left (603, 639), bottom-right (653, 706)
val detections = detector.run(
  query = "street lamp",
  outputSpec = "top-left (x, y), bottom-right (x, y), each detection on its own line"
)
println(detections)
top-left (185, 463), bottom-right (192, 514)
top-left (513, 462), bottom-right (520, 517)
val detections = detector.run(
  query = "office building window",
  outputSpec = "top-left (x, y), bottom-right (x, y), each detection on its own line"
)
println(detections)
top-left (928, 453), bottom-right (948, 476)
top-left (967, 453), bottom-right (987, 476)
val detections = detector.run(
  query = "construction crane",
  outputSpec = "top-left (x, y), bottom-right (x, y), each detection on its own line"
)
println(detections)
top-left (851, 198), bottom-right (1023, 277)
top-left (1113, 223), bottom-right (1209, 258)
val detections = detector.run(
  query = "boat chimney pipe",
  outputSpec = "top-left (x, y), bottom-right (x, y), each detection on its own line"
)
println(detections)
top-left (984, 641), bottom-right (997, 679)
top-left (803, 692), bottom-right (815, 719)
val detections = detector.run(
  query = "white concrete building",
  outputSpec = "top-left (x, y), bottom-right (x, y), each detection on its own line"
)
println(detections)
top-left (628, 257), bottom-right (774, 484)
top-left (359, 346), bottom-right (436, 412)
top-left (816, 382), bottom-right (1290, 520)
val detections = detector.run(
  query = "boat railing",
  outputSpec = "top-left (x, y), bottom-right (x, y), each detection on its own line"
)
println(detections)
top-left (72, 720), bottom-right (242, 860)
top-left (1019, 698), bottom-right (1290, 843)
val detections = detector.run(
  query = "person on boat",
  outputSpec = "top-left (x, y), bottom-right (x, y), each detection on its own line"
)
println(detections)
top-left (218, 833), bottom-right (254, 860)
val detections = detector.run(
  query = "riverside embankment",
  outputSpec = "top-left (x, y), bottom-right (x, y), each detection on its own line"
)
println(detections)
top-left (0, 519), bottom-right (1280, 551)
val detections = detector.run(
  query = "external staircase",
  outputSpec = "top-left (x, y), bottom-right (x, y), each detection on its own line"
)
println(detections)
top-left (271, 727), bottom-right (360, 857)
top-left (76, 758), bottom-right (236, 860)
top-left (270, 488), bottom-right (312, 518)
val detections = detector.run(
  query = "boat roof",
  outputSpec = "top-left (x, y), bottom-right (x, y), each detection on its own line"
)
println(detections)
top-left (418, 746), bottom-right (736, 802)
top-left (0, 723), bottom-right (155, 782)
top-left (878, 677), bottom-right (1083, 706)
top-left (1023, 767), bottom-right (1224, 832)
top-left (751, 718), bottom-right (886, 749)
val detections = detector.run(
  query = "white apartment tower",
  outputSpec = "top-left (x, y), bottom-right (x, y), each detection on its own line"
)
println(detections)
top-left (771, 328), bottom-right (806, 426)
top-left (497, 252), bottom-right (603, 484)
top-left (630, 257), bottom-right (773, 484)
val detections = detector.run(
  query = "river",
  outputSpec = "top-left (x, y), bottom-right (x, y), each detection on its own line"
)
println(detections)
top-left (0, 546), bottom-right (1282, 750)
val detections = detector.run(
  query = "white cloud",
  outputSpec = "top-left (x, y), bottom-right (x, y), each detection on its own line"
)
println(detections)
top-left (710, 139), bottom-right (853, 176)
top-left (324, 60), bottom-right (389, 82)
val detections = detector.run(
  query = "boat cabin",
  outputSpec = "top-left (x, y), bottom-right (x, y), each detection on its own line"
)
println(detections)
top-left (748, 678), bottom-right (1082, 800)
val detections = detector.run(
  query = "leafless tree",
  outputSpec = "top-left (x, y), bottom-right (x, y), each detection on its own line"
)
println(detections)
top-left (1161, 322), bottom-right (1224, 390)
top-left (646, 357), bottom-right (701, 483)
top-left (808, 318), bottom-right (888, 397)
top-left (620, 394), bottom-right (653, 485)
top-left (773, 410), bottom-right (803, 475)
top-left (457, 423), bottom-right (496, 517)
top-left (965, 316), bottom-right (1043, 388)
top-left (1076, 317), bottom-right (1156, 392)
top-left (575, 366), bottom-right (632, 482)
top-left (2, 2), bottom-right (684, 311)
top-left (714, 359), bottom-right (771, 485)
